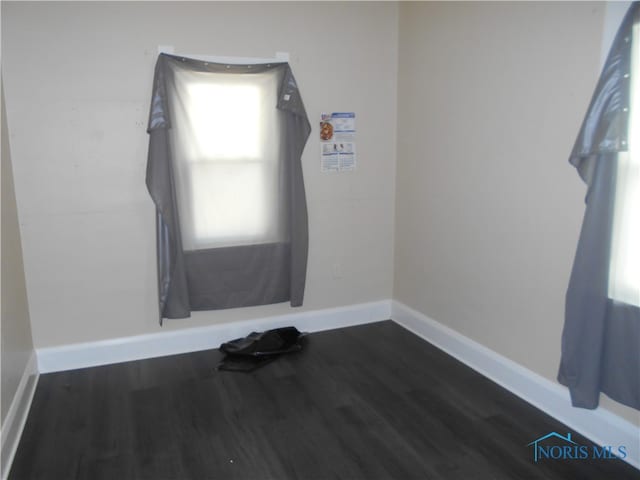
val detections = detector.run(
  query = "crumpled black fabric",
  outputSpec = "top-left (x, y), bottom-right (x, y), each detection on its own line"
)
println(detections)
top-left (217, 327), bottom-right (306, 372)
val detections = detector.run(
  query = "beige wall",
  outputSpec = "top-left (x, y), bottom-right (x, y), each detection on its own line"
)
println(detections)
top-left (395, 1), bottom-right (638, 426)
top-left (1, 81), bottom-right (35, 425)
top-left (1, 2), bottom-right (398, 347)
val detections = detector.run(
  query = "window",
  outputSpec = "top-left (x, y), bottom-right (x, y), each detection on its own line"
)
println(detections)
top-left (609, 18), bottom-right (640, 307)
top-left (170, 67), bottom-right (284, 250)
top-left (559, 3), bottom-right (640, 411)
top-left (146, 54), bottom-right (311, 318)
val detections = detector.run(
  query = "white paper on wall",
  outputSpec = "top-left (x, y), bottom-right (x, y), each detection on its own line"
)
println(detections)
top-left (320, 112), bottom-right (356, 173)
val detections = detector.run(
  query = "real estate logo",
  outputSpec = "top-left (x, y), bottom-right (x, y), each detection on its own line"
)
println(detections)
top-left (527, 432), bottom-right (627, 463)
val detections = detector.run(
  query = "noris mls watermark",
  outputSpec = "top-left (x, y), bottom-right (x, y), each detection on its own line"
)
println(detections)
top-left (527, 432), bottom-right (628, 463)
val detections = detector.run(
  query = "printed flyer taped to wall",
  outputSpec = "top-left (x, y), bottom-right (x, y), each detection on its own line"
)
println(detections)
top-left (320, 112), bottom-right (356, 173)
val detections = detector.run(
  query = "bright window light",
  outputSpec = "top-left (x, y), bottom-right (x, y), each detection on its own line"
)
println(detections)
top-left (186, 83), bottom-right (262, 159)
top-left (189, 162), bottom-right (268, 242)
top-left (609, 19), bottom-right (640, 307)
top-left (170, 69), bottom-right (281, 250)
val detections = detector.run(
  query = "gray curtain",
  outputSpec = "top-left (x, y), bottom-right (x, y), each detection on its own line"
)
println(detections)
top-left (558, 3), bottom-right (640, 410)
top-left (146, 54), bottom-right (311, 322)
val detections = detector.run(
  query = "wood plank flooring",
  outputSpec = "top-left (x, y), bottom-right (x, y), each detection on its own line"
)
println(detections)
top-left (9, 321), bottom-right (640, 479)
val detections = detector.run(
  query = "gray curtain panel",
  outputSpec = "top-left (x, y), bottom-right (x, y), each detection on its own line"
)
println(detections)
top-left (558, 3), bottom-right (640, 410)
top-left (146, 54), bottom-right (311, 322)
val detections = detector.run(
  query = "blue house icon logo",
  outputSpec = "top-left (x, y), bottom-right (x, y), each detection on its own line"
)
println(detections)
top-left (527, 432), bottom-right (577, 462)
top-left (527, 431), bottom-right (627, 463)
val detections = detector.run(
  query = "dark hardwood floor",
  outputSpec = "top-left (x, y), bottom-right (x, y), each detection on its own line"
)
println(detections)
top-left (9, 321), bottom-right (639, 479)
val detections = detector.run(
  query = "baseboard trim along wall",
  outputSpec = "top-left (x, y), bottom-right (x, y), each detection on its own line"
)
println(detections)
top-left (36, 300), bottom-right (392, 373)
top-left (1, 352), bottom-right (39, 480)
top-left (391, 300), bottom-right (639, 471)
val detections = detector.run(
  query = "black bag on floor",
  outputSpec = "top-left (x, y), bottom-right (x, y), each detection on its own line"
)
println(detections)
top-left (217, 326), bottom-right (306, 372)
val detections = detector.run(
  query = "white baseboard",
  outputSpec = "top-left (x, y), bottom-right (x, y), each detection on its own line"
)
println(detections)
top-left (391, 300), bottom-right (639, 471)
top-left (36, 300), bottom-right (392, 373)
top-left (1, 352), bottom-right (39, 480)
